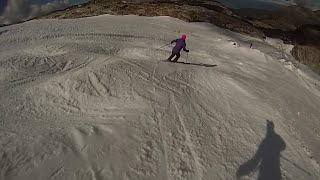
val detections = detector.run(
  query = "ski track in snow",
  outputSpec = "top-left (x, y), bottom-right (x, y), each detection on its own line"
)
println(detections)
top-left (0, 15), bottom-right (320, 180)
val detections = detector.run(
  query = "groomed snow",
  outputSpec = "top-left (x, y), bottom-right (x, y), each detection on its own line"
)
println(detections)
top-left (0, 15), bottom-right (320, 180)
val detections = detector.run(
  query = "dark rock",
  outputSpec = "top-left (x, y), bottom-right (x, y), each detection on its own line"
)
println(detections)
top-left (253, 5), bottom-right (320, 31)
top-left (291, 45), bottom-right (320, 75)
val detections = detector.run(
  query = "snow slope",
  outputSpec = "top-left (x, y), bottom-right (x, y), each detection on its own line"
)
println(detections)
top-left (0, 15), bottom-right (320, 180)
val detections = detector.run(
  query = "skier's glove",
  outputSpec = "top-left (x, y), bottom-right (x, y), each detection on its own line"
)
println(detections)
top-left (186, 50), bottom-right (190, 53)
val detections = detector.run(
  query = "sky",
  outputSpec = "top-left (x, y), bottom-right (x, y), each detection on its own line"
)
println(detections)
top-left (0, 0), bottom-right (319, 26)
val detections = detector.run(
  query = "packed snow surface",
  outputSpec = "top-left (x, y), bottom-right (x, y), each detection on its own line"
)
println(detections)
top-left (0, 15), bottom-right (320, 180)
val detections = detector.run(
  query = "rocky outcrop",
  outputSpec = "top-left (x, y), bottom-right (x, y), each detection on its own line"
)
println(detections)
top-left (293, 24), bottom-right (320, 46)
top-left (232, 8), bottom-right (271, 18)
top-left (239, 6), bottom-right (320, 75)
top-left (290, 24), bottom-right (320, 74)
top-left (252, 5), bottom-right (320, 31)
top-left (291, 45), bottom-right (320, 75)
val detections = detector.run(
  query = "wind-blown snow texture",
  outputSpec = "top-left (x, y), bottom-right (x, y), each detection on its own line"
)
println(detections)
top-left (0, 15), bottom-right (319, 180)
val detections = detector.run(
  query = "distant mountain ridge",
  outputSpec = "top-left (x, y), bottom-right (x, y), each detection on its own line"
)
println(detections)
top-left (254, 5), bottom-right (320, 30)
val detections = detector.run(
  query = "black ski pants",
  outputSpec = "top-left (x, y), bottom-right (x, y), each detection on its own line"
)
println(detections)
top-left (167, 52), bottom-right (181, 62)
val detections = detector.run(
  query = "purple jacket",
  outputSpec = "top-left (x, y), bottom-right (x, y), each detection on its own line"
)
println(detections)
top-left (171, 38), bottom-right (188, 54)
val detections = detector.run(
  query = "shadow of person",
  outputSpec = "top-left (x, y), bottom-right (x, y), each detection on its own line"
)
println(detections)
top-left (183, 62), bottom-right (217, 67)
top-left (165, 61), bottom-right (217, 67)
top-left (236, 120), bottom-right (286, 180)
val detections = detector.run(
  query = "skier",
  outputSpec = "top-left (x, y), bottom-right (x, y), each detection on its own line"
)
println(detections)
top-left (167, 35), bottom-right (189, 62)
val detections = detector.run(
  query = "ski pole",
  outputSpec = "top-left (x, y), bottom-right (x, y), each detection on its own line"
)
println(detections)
top-left (156, 43), bottom-right (170, 51)
top-left (280, 155), bottom-right (312, 176)
top-left (186, 52), bottom-right (189, 63)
